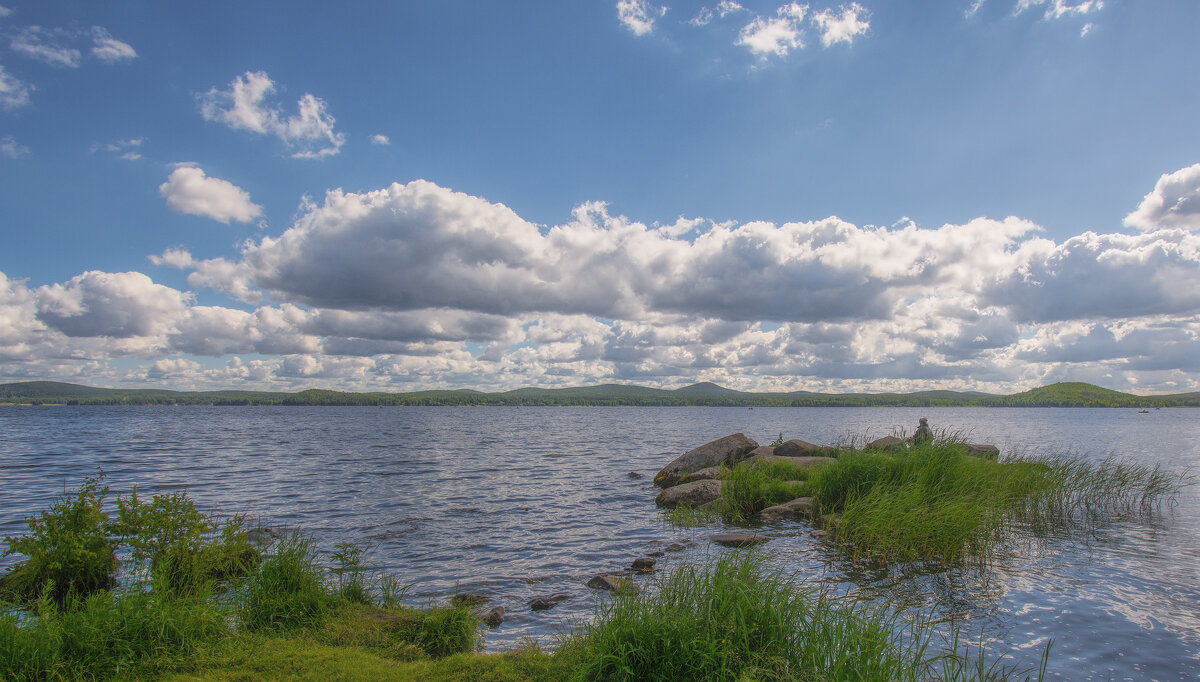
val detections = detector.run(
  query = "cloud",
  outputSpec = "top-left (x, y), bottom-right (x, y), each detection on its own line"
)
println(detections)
top-left (1, 135), bottom-right (28, 157)
top-left (199, 71), bottom-right (345, 159)
top-left (90, 27), bottom-right (137, 63)
top-left (1016, 0), bottom-right (1104, 20)
top-left (690, 1), bottom-right (746, 26)
top-left (0, 5), bottom-right (12, 18)
top-left (10, 26), bottom-right (81, 67)
top-left (371, 134), bottom-right (390, 145)
top-left (34, 271), bottom-right (192, 338)
top-left (737, 4), bottom-right (807, 57)
top-left (0, 65), bottom-right (32, 110)
top-left (1124, 162), bottom-right (1200, 231)
top-left (811, 3), bottom-right (870, 46)
top-left (617, 0), bottom-right (667, 36)
top-left (95, 137), bottom-right (143, 160)
top-left (158, 166), bottom-right (264, 224)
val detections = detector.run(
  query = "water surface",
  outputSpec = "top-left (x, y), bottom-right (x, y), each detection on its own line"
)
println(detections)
top-left (1, 406), bottom-right (1196, 679)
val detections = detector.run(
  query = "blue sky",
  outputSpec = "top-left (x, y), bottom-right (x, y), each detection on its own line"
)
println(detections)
top-left (2, 0), bottom-right (1199, 394)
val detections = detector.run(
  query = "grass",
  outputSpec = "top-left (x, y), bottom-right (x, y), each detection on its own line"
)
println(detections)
top-left (662, 438), bottom-right (1186, 568)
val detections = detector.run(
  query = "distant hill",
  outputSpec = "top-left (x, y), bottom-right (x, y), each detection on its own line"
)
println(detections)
top-left (1, 379), bottom-right (1196, 407)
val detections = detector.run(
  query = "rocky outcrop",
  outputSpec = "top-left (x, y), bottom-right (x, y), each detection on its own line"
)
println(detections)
top-left (758, 497), bottom-right (815, 523)
top-left (865, 436), bottom-right (906, 451)
top-left (654, 433), bottom-right (758, 488)
top-left (965, 443), bottom-right (1000, 459)
top-left (677, 466), bottom-right (722, 484)
top-left (654, 479), bottom-right (722, 508)
top-left (775, 439), bottom-right (838, 458)
top-left (711, 533), bottom-right (770, 548)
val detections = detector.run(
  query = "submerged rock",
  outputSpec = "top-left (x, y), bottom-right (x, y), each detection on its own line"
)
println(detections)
top-left (758, 497), bottom-right (815, 523)
top-left (450, 592), bottom-right (488, 608)
top-left (627, 471), bottom-right (644, 479)
top-left (587, 574), bottom-right (638, 593)
top-left (711, 533), bottom-right (770, 548)
top-left (655, 479), bottom-right (722, 508)
top-left (529, 594), bottom-right (572, 611)
top-left (631, 557), bottom-right (656, 573)
top-left (653, 433), bottom-right (758, 488)
top-left (483, 605), bottom-right (505, 628)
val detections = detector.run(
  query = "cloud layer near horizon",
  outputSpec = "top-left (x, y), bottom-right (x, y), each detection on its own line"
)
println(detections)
top-left (3, 168), bottom-right (1199, 395)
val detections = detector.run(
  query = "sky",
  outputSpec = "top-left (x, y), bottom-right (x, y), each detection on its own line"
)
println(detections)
top-left (1, 0), bottom-right (1199, 395)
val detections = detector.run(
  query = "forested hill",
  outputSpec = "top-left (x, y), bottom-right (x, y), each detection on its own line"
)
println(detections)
top-left (1, 380), bottom-right (1196, 407)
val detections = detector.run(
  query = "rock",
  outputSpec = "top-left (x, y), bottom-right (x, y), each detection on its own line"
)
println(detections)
top-left (627, 471), bottom-right (644, 479)
top-left (810, 529), bottom-right (827, 539)
top-left (677, 466), bottom-right (723, 484)
top-left (865, 436), bottom-right (907, 451)
top-left (647, 550), bottom-right (665, 557)
top-left (450, 592), bottom-right (488, 608)
top-left (246, 527), bottom-right (280, 547)
top-left (653, 433), bottom-right (759, 488)
top-left (587, 574), bottom-right (637, 593)
top-left (664, 543), bottom-right (686, 552)
top-left (529, 594), bottom-right (572, 611)
top-left (758, 497), bottom-right (815, 523)
top-left (631, 558), bottom-right (656, 573)
top-left (746, 445), bottom-right (776, 458)
top-left (775, 439), bottom-right (838, 458)
top-left (711, 533), bottom-right (770, 548)
top-left (965, 443), bottom-right (999, 459)
top-left (743, 453), bottom-right (838, 471)
top-left (655, 479), bottom-right (722, 509)
top-left (483, 606), bottom-right (505, 627)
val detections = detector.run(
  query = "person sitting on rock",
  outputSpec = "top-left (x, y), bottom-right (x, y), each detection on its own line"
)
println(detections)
top-left (911, 417), bottom-right (933, 445)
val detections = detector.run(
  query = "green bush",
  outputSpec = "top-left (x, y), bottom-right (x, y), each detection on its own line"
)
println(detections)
top-left (0, 474), bottom-right (118, 605)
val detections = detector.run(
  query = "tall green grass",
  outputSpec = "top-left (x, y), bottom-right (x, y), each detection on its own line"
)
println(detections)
top-left (558, 552), bottom-right (1045, 682)
top-left (807, 443), bottom-right (1184, 565)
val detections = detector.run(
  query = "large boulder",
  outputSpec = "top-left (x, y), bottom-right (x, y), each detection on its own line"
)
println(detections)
top-left (865, 436), bottom-right (906, 451)
top-left (758, 497), bottom-right (815, 523)
top-left (677, 466), bottom-right (722, 484)
top-left (775, 439), bottom-right (838, 457)
top-left (654, 433), bottom-right (758, 488)
top-left (655, 479), bottom-right (722, 508)
top-left (965, 443), bottom-right (999, 459)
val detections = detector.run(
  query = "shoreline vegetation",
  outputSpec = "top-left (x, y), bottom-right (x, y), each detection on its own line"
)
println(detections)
top-left (0, 477), bottom-right (1057, 681)
top-left (2, 380), bottom-right (1198, 408)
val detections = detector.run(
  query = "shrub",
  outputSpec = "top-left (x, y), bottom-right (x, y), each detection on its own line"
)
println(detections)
top-left (0, 474), bottom-right (118, 605)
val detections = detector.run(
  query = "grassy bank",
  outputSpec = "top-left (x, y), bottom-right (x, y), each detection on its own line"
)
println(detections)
top-left (670, 439), bottom-right (1184, 566)
top-left (2, 476), bottom-right (1050, 681)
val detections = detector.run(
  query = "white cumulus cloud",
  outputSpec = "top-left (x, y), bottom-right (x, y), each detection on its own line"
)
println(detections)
top-left (199, 71), bottom-right (345, 159)
top-left (34, 271), bottom-right (192, 338)
top-left (158, 166), bottom-right (263, 224)
top-left (1124, 162), bottom-right (1200, 232)
top-left (690, 1), bottom-right (746, 26)
top-left (737, 4), bottom-right (807, 57)
top-left (617, 0), bottom-right (667, 36)
top-left (371, 134), bottom-right (390, 145)
top-left (811, 3), bottom-right (870, 46)
top-left (90, 27), bottom-right (137, 63)
top-left (1, 135), bottom-right (28, 157)
top-left (1016, 0), bottom-right (1104, 20)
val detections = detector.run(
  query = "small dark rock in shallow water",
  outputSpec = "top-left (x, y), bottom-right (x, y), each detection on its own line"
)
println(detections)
top-left (665, 543), bottom-right (686, 552)
top-left (758, 497), bottom-right (815, 523)
top-left (529, 594), bottom-right (572, 611)
top-left (627, 471), bottom-right (644, 479)
top-left (648, 550), bottom-right (665, 558)
top-left (450, 592), bottom-right (488, 608)
top-left (587, 574), bottom-right (637, 593)
top-left (810, 529), bottom-right (827, 539)
top-left (711, 533), bottom-right (770, 548)
top-left (631, 557), bottom-right (656, 573)
top-left (483, 606), bottom-right (505, 627)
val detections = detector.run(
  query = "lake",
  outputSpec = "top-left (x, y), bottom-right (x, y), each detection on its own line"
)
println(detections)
top-left (1, 405), bottom-right (1197, 680)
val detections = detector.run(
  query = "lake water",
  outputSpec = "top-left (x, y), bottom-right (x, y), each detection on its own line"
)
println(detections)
top-left (1, 405), bottom-right (1197, 680)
